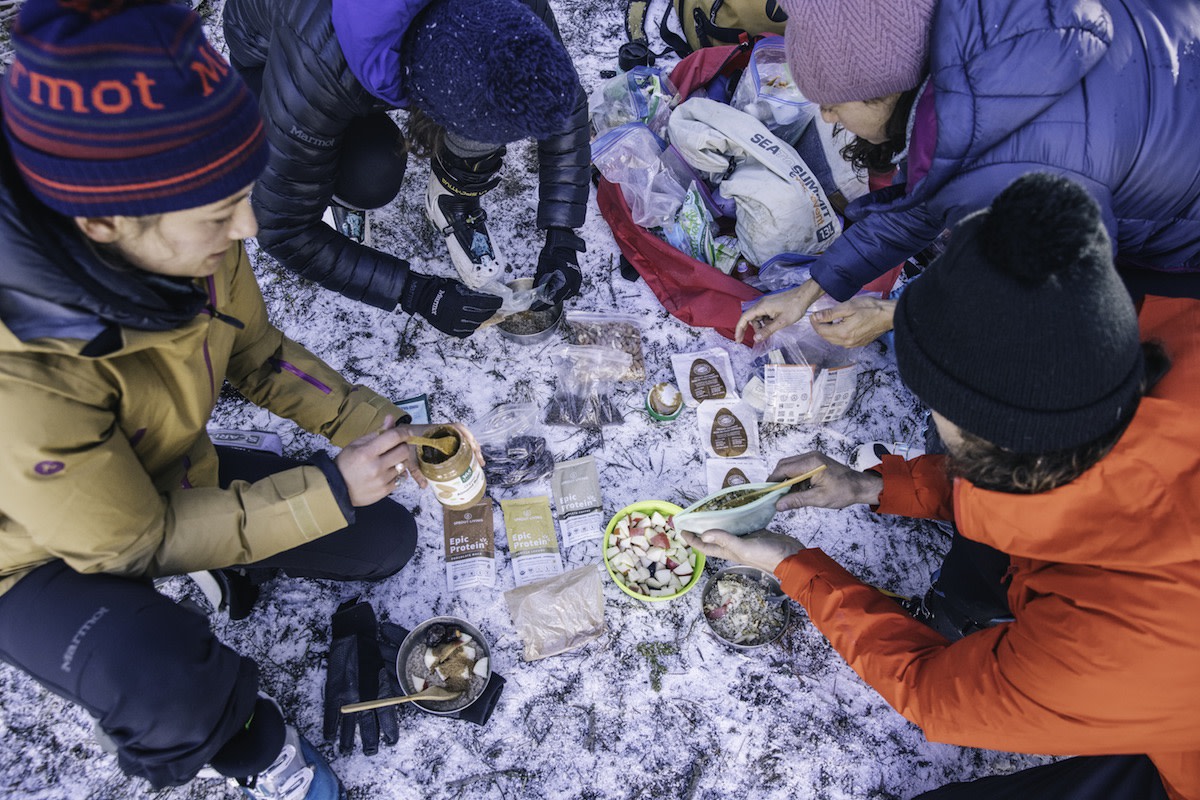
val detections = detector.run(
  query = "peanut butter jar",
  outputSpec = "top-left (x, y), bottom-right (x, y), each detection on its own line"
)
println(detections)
top-left (416, 426), bottom-right (487, 510)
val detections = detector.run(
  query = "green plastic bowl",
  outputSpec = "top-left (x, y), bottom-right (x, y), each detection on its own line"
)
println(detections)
top-left (603, 500), bottom-right (704, 602)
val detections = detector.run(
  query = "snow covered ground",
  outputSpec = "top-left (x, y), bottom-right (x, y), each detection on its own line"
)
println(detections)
top-left (0, 1), bottom-right (1053, 798)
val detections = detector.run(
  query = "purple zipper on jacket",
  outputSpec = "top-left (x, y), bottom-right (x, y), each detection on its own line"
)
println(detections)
top-left (180, 454), bottom-right (193, 489)
top-left (269, 358), bottom-right (332, 395)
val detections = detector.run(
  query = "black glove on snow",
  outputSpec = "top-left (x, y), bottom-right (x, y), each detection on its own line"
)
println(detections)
top-left (533, 228), bottom-right (586, 307)
top-left (400, 272), bottom-right (502, 338)
top-left (323, 599), bottom-right (402, 756)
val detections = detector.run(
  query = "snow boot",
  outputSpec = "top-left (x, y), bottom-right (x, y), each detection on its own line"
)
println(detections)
top-left (236, 725), bottom-right (346, 800)
top-left (425, 147), bottom-right (507, 289)
top-left (322, 200), bottom-right (370, 246)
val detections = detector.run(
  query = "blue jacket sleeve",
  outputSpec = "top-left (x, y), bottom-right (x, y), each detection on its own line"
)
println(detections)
top-left (809, 196), bottom-right (945, 301)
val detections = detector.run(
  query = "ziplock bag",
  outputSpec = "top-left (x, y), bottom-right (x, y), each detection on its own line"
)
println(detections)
top-left (589, 66), bottom-right (678, 137)
top-left (592, 123), bottom-right (687, 229)
top-left (543, 345), bottom-right (633, 429)
top-left (729, 37), bottom-right (816, 144)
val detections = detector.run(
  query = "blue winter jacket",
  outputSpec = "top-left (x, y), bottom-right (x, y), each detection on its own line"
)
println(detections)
top-left (223, 0), bottom-right (590, 310)
top-left (812, 0), bottom-right (1200, 301)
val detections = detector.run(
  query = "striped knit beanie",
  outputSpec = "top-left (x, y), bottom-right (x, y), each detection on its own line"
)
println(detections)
top-left (1, 0), bottom-right (267, 217)
top-left (780, 0), bottom-right (935, 105)
top-left (403, 0), bottom-right (578, 145)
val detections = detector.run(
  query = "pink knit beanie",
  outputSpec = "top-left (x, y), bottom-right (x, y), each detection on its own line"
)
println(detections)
top-left (781, 0), bottom-right (936, 105)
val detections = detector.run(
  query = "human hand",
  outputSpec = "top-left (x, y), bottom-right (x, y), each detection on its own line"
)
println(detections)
top-left (734, 279), bottom-right (826, 344)
top-left (810, 296), bottom-right (897, 347)
top-left (679, 529), bottom-right (805, 575)
top-left (399, 271), bottom-right (503, 338)
top-left (533, 228), bottom-right (585, 307)
top-left (768, 452), bottom-right (883, 511)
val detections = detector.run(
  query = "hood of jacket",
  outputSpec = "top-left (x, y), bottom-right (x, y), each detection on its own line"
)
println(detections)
top-left (331, 0), bottom-right (435, 106)
top-left (953, 296), bottom-right (1200, 571)
top-left (0, 140), bottom-right (208, 356)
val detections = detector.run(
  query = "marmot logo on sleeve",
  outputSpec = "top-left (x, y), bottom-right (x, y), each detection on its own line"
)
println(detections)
top-left (34, 461), bottom-right (65, 476)
top-left (289, 125), bottom-right (335, 148)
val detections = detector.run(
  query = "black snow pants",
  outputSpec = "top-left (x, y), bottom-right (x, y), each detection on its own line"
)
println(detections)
top-left (0, 447), bottom-right (416, 788)
top-left (916, 754), bottom-right (1169, 800)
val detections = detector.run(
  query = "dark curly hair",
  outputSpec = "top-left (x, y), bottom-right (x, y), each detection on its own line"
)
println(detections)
top-left (944, 341), bottom-right (1170, 494)
top-left (402, 107), bottom-right (445, 158)
top-left (837, 88), bottom-right (920, 174)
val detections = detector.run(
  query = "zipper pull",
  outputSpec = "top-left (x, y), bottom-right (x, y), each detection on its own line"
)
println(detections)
top-left (205, 305), bottom-right (245, 330)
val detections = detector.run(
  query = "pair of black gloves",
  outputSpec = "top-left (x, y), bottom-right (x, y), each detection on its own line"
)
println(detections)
top-left (323, 599), bottom-right (504, 755)
top-left (399, 228), bottom-right (586, 338)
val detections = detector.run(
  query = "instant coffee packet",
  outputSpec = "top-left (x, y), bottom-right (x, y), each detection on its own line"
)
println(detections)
top-left (705, 457), bottom-right (769, 494)
top-left (551, 456), bottom-right (604, 547)
top-left (443, 501), bottom-right (496, 591)
top-left (697, 400), bottom-right (761, 459)
top-left (500, 497), bottom-right (563, 587)
top-left (671, 348), bottom-right (740, 407)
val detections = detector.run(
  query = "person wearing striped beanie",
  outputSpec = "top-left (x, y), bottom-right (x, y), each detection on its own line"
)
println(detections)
top-left (0, 2), bottom-right (458, 797)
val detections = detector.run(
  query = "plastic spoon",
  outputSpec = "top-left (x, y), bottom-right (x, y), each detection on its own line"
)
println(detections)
top-left (340, 685), bottom-right (461, 713)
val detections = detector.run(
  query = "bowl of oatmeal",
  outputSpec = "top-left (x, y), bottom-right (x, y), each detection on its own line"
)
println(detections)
top-left (701, 566), bottom-right (790, 650)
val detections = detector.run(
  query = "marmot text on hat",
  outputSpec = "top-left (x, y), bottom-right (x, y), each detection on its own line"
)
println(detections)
top-left (1, 0), bottom-right (267, 217)
top-left (402, 0), bottom-right (579, 146)
top-left (781, 0), bottom-right (936, 105)
top-left (894, 172), bottom-right (1144, 454)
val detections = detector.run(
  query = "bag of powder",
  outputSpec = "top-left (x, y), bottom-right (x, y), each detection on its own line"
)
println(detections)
top-left (551, 456), bottom-right (605, 548)
top-left (504, 565), bottom-right (607, 661)
top-left (697, 400), bottom-right (760, 459)
top-left (443, 500), bottom-right (496, 591)
top-left (671, 348), bottom-right (740, 407)
top-left (501, 496), bottom-right (564, 587)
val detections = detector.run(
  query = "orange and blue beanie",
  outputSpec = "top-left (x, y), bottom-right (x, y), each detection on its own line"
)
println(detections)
top-left (1, 0), bottom-right (267, 217)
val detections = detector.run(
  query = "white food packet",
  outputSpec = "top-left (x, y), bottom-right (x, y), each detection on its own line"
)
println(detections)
top-left (696, 400), bottom-right (760, 459)
top-left (705, 458), bottom-right (770, 494)
top-left (671, 348), bottom-right (740, 407)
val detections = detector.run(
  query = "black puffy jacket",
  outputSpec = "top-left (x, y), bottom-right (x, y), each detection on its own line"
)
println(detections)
top-left (223, 0), bottom-right (590, 310)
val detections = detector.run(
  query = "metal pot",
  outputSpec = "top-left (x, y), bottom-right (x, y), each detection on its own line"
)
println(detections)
top-left (495, 278), bottom-right (563, 345)
top-left (395, 616), bottom-right (492, 715)
top-left (700, 566), bottom-right (791, 651)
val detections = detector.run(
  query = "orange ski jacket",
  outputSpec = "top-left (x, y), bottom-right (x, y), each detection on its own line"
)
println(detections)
top-left (778, 295), bottom-right (1200, 799)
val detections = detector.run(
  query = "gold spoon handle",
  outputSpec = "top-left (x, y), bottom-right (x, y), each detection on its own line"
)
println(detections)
top-left (340, 689), bottom-right (457, 714)
top-left (407, 435), bottom-right (457, 455)
top-left (737, 464), bottom-right (828, 502)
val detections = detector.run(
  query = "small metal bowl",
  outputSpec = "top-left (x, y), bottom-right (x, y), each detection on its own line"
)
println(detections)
top-left (700, 566), bottom-right (791, 650)
top-left (496, 278), bottom-right (563, 345)
top-left (395, 616), bottom-right (492, 715)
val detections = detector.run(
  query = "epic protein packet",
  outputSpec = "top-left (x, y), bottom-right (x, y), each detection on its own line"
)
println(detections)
top-left (442, 500), bottom-right (496, 591)
top-left (500, 496), bottom-right (564, 587)
top-left (551, 456), bottom-right (604, 548)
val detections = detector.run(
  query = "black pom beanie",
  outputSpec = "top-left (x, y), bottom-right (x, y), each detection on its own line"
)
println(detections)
top-left (894, 173), bottom-right (1144, 453)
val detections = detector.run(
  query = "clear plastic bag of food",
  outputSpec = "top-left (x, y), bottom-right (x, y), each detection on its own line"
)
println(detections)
top-left (730, 37), bottom-right (816, 144)
top-left (543, 345), bottom-right (632, 430)
top-left (561, 311), bottom-right (646, 382)
top-left (740, 302), bottom-right (863, 424)
top-left (592, 123), bottom-right (688, 228)
top-left (589, 66), bottom-right (678, 138)
top-left (472, 403), bottom-right (555, 489)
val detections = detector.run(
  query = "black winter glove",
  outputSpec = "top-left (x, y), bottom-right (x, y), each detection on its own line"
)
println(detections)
top-left (400, 271), bottom-right (502, 338)
top-left (323, 599), bottom-right (402, 756)
top-left (533, 228), bottom-right (586, 307)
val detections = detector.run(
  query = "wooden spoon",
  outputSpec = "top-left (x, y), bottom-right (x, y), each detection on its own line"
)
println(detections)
top-left (340, 685), bottom-right (461, 713)
top-left (407, 435), bottom-right (458, 456)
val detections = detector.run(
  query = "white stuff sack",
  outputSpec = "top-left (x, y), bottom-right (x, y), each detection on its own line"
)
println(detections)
top-left (667, 97), bottom-right (841, 264)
